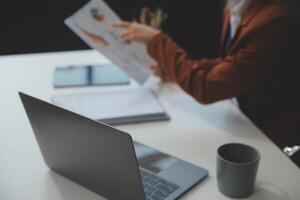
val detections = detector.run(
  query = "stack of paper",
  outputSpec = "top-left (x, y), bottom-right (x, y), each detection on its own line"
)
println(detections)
top-left (65, 0), bottom-right (156, 84)
top-left (52, 89), bottom-right (170, 125)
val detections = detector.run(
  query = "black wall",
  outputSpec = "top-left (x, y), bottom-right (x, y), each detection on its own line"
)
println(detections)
top-left (0, 0), bottom-right (224, 58)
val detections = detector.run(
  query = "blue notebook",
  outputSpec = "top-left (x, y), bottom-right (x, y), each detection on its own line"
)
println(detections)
top-left (53, 64), bottom-right (130, 88)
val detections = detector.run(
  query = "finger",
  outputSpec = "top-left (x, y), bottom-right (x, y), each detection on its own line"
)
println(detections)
top-left (112, 21), bottom-right (131, 28)
top-left (154, 71), bottom-right (161, 77)
top-left (121, 31), bottom-right (133, 38)
top-left (122, 34), bottom-right (134, 43)
top-left (150, 66), bottom-right (156, 71)
top-left (150, 65), bottom-right (162, 75)
top-left (151, 67), bottom-right (162, 77)
top-left (162, 75), bottom-right (172, 82)
top-left (150, 65), bottom-right (171, 81)
top-left (150, 65), bottom-right (159, 69)
top-left (161, 71), bottom-right (172, 81)
top-left (122, 31), bottom-right (138, 42)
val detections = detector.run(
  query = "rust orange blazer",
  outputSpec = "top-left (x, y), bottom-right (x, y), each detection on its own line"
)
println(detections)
top-left (147, 0), bottom-right (300, 148)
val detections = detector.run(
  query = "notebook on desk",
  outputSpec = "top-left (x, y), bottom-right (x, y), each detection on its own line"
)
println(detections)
top-left (52, 89), bottom-right (170, 125)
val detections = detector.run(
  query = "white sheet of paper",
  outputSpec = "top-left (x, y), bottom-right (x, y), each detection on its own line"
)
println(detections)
top-left (65, 0), bottom-right (156, 84)
top-left (52, 89), bottom-right (166, 120)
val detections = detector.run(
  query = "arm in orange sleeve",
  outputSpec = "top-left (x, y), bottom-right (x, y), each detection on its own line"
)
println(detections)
top-left (147, 17), bottom-right (290, 104)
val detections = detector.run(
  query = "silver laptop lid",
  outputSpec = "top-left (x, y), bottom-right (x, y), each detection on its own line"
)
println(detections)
top-left (19, 92), bottom-right (145, 200)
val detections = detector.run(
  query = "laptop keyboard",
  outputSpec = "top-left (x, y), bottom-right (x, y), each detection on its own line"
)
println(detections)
top-left (140, 169), bottom-right (180, 200)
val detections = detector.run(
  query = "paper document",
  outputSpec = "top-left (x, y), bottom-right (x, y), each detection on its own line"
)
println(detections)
top-left (65, 0), bottom-right (156, 84)
top-left (52, 89), bottom-right (170, 125)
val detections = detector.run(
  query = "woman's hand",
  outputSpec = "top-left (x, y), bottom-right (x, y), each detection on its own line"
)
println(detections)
top-left (113, 22), bottom-right (160, 44)
top-left (113, 22), bottom-right (170, 81)
top-left (150, 65), bottom-right (171, 82)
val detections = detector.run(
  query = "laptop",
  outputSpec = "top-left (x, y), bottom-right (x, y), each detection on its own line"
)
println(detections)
top-left (19, 92), bottom-right (208, 200)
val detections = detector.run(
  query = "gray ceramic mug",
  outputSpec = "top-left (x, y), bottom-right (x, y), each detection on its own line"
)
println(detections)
top-left (217, 143), bottom-right (260, 198)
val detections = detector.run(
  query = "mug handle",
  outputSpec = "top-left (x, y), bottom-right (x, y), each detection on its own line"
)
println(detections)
top-left (283, 146), bottom-right (300, 157)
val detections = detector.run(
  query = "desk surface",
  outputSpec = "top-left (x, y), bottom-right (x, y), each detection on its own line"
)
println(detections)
top-left (0, 50), bottom-right (299, 200)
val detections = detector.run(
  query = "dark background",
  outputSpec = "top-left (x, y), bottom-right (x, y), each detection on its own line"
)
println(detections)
top-left (0, 0), bottom-right (224, 58)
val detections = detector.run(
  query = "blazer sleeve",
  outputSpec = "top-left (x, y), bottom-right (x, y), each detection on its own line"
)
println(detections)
top-left (147, 17), bottom-right (291, 104)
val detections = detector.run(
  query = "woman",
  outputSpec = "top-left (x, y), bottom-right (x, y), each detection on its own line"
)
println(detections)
top-left (114, 0), bottom-right (300, 161)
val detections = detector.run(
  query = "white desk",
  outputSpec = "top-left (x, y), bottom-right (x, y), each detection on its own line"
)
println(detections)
top-left (0, 50), bottom-right (299, 200)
